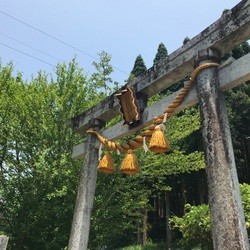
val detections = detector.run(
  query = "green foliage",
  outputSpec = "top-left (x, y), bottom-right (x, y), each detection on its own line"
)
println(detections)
top-left (140, 149), bottom-right (204, 177)
top-left (131, 55), bottom-right (147, 77)
top-left (0, 59), bottom-right (89, 249)
top-left (222, 9), bottom-right (229, 15)
top-left (226, 81), bottom-right (250, 182)
top-left (0, 54), bottom-right (117, 249)
top-left (171, 242), bottom-right (211, 250)
top-left (169, 184), bottom-right (250, 249)
top-left (240, 183), bottom-right (250, 230)
top-left (118, 240), bottom-right (167, 250)
top-left (183, 37), bottom-right (190, 45)
top-left (119, 246), bottom-right (143, 250)
top-left (168, 107), bottom-right (201, 145)
top-left (90, 51), bottom-right (119, 97)
top-left (89, 167), bottom-right (155, 249)
top-left (89, 172), bottom-right (137, 249)
top-left (118, 240), bottom-right (212, 250)
top-left (222, 41), bottom-right (250, 61)
top-left (169, 204), bottom-right (212, 248)
top-left (231, 41), bottom-right (250, 59)
top-left (153, 43), bottom-right (168, 65)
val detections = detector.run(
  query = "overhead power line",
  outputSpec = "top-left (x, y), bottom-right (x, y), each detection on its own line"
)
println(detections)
top-left (0, 10), bottom-right (98, 60)
top-left (0, 42), bottom-right (56, 67)
top-left (0, 10), bottom-right (129, 75)
top-left (0, 32), bottom-right (63, 62)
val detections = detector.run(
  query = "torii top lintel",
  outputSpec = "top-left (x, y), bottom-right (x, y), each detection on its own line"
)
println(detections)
top-left (68, 0), bottom-right (250, 135)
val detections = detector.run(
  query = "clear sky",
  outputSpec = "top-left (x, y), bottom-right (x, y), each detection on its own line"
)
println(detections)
top-left (1, 0), bottom-right (240, 84)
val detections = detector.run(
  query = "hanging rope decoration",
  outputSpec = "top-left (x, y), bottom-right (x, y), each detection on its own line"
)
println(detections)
top-left (87, 62), bottom-right (219, 174)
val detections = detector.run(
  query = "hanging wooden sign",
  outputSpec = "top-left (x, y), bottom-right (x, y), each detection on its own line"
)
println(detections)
top-left (115, 86), bottom-right (140, 125)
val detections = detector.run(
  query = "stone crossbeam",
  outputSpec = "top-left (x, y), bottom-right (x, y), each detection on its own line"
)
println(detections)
top-left (68, 0), bottom-right (250, 135)
top-left (72, 53), bottom-right (250, 159)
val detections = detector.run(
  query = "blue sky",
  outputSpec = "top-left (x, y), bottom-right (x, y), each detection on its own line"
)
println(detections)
top-left (1, 0), bottom-right (240, 84)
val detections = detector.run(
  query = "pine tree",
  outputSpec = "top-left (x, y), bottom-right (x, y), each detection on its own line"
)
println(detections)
top-left (131, 54), bottom-right (147, 77)
top-left (153, 42), bottom-right (168, 65)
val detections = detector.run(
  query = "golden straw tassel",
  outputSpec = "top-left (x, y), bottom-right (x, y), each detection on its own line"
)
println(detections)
top-left (97, 151), bottom-right (116, 173)
top-left (120, 149), bottom-right (140, 174)
top-left (149, 126), bottom-right (171, 153)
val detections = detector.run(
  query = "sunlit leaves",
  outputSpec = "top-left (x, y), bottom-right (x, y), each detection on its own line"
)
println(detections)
top-left (0, 56), bottom-right (111, 249)
top-left (169, 203), bottom-right (212, 247)
top-left (169, 184), bottom-right (250, 248)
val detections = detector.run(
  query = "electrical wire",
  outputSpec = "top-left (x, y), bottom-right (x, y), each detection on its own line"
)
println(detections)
top-left (0, 42), bottom-right (56, 67)
top-left (0, 10), bottom-right (129, 75)
top-left (0, 32), bottom-right (63, 62)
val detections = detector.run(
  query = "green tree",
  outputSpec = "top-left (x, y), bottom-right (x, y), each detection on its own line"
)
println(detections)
top-left (231, 41), bottom-right (250, 59)
top-left (170, 204), bottom-right (212, 249)
top-left (226, 81), bottom-right (250, 182)
top-left (169, 184), bottom-right (250, 249)
top-left (131, 55), bottom-right (147, 77)
top-left (153, 42), bottom-right (168, 65)
top-left (90, 51), bottom-right (119, 98)
top-left (222, 40), bottom-right (250, 61)
top-left (223, 41), bottom-right (250, 183)
top-left (89, 169), bottom-right (154, 249)
top-left (0, 56), bottom-right (113, 249)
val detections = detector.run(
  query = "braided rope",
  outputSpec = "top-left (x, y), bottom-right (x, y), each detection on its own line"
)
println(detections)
top-left (87, 62), bottom-right (219, 153)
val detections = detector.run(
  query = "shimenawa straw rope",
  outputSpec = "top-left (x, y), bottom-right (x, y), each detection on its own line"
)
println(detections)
top-left (87, 62), bottom-right (219, 153)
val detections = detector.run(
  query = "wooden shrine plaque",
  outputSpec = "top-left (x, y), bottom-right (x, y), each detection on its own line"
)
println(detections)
top-left (115, 86), bottom-right (140, 125)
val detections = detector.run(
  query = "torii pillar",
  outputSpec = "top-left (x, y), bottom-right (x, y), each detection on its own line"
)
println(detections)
top-left (194, 48), bottom-right (249, 250)
top-left (68, 119), bottom-right (103, 250)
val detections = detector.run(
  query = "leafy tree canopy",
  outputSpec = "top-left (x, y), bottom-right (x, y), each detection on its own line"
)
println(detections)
top-left (0, 54), bottom-right (117, 250)
top-left (169, 183), bottom-right (250, 249)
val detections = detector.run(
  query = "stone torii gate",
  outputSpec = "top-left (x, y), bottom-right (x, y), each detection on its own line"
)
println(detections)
top-left (67, 1), bottom-right (250, 249)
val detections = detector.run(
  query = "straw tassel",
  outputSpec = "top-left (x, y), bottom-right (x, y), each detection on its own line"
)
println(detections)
top-left (97, 151), bottom-right (116, 173)
top-left (120, 149), bottom-right (140, 174)
top-left (149, 126), bottom-right (171, 153)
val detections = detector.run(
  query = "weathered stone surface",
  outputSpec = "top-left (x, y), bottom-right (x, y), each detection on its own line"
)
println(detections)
top-left (68, 120), bottom-right (102, 250)
top-left (195, 49), bottom-right (249, 250)
top-left (0, 236), bottom-right (8, 250)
